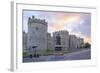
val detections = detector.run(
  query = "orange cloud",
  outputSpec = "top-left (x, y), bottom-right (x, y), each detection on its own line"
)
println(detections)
top-left (84, 36), bottom-right (91, 44)
top-left (51, 14), bottom-right (81, 32)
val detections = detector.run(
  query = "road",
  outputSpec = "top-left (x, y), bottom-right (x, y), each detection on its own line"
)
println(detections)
top-left (46, 49), bottom-right (91, 61)
top-left (23, 49), bottom-right (91, 62)
top-left (64, 49), bottom-right (91, 60)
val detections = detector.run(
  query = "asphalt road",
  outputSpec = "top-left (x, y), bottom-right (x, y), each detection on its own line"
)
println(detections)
top-left (63, 49), bottom-right (91, 60)
top-left (23, 49), bottom-right (91, 62)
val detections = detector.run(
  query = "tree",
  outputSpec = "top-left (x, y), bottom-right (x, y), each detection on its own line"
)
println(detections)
top-left (83, 43), bottom-right (91, 48)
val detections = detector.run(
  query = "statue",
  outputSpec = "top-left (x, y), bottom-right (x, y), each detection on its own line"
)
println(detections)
top-left (56, 34), bottom-right (61, 45)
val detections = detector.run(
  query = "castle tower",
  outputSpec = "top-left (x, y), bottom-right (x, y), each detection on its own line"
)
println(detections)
top-left (47, 33), bottom-right (54, 50)
top-left (27, 16), bottom-right (48, 55)
top-left (69, 35), bottom-right (77, 49)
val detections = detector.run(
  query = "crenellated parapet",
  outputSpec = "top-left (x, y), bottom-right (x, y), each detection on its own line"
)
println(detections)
top-left (28, 16), bottom-right (47, 26)
top-left (53, 30), bottom-right (69, 35)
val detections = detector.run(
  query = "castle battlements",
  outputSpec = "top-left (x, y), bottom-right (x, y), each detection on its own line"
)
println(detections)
top-left (28, 16), bottom-right (47, 25)
top-left (53, 30), bottom-right (69, 35)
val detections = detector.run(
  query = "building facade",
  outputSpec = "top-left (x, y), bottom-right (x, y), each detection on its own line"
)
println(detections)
top-left (47, 33), bottom-right (54, 50)
top-left (23, 31), bottom-right (27, 50)
top-left (69, 35), bottom-right (77, 49)
top-left (69, 35), bottom-right (84, 50)
top-left (53, 30), bottom-right (69, 51)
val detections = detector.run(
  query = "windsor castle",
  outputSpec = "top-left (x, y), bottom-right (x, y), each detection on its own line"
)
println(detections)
top-left (23, 16), bottom-right (84, 56)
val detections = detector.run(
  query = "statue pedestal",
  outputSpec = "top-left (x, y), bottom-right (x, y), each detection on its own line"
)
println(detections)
top-left (55, 45), bottom-right (63, 51)
top-left (54, 45), bottom-right (63, 55)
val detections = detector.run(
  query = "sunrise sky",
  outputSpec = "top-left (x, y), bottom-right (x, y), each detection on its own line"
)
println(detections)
top-left (23, 10), bottom-right (91, 44)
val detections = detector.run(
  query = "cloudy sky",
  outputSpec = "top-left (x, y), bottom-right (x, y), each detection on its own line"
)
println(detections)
top-left (23, 10), bottom-right (91, 44)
